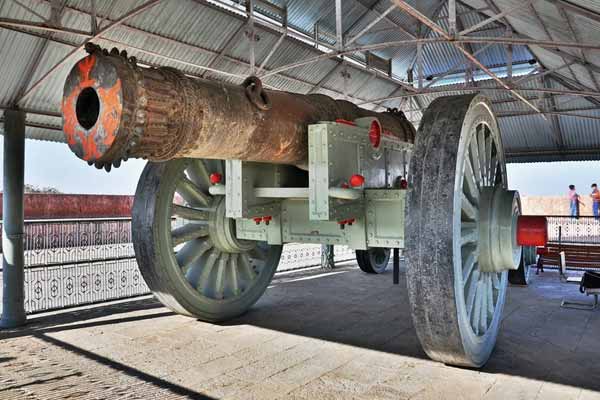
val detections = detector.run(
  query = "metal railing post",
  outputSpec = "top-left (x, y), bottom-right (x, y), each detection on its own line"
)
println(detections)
top-left (1, 109), bottom-right (27, 328)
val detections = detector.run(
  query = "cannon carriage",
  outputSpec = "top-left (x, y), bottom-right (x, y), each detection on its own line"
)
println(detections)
top-left (62, 45), bottom-right (546, 368)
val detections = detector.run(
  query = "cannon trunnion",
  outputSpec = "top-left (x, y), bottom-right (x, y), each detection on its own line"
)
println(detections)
top-left (62, 47), bottom-right (547, 368)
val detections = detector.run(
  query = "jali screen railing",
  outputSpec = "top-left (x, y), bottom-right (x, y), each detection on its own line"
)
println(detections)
top-left (546, 216), bottom-right (600, 245)
top-left (0, 218), bottom-right (354, 314)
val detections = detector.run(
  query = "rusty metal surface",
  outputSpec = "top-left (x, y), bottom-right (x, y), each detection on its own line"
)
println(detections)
top-left (62, 44), bottom-right (416, 169)
top-left (0, 193), bottom-right (134, 219)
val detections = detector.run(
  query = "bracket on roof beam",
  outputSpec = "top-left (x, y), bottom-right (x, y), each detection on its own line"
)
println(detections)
top-left (365, 51), bottom-right (392, 77)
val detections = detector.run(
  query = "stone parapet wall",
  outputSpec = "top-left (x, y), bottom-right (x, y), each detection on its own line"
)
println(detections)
top-left (521, 195), bottom-right (595, 216)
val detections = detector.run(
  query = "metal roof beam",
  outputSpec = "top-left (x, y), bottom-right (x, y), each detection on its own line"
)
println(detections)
top-left (0, 105), bottom-right (61, 118)
top-left (527, 2), bottom-right (584, 95)
top-left (358, 84), bottom-right (600, 105)
top-left (542, 75), bottom-right (566, 150)
top-left (497, 110), bottom-right (600, 121)
top-left (344, 0), bottom-right (415, 42)
top-left (345, 5), bottom-right (397, 47)
top-left (547, 73), bottom-right (600, 108)
top-left (3, 4), bottom-right (383, 107)
top-left (0, 17), bottom-right (91, 36)
top-left (555, 4), bottom-right (600, 91)
top-left (506, 148), bottom-right (600, 159)
top-left (464, 0), bottom-right (600, 78)
top-left (17, 0), bottom-right (162, 104)
top-left (392, 0), bottom-right (543, 116)
top-left (191, 0), bottom-right (417, 92)
top-left (459, 0), bottom-right (534, 36)
top-left (199, 21), bottom-right (248, 78)
top-left (548, 0), bottom-right (600, 24)
top-left (0, 117), bottom-right (62, 132)
top-left (11, 0), bottom-right (49, 22)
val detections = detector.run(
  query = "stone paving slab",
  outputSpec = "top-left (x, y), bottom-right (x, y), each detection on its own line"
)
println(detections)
top-left (1, 265), bottom-right (600, 399)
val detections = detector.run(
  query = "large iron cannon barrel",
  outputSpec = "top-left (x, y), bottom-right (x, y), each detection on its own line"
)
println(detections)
top-left (62, 44), bottom-right (415, 170)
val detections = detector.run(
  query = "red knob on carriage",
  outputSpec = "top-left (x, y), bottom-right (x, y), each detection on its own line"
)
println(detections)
top-left (209, 173), bottom-right (222, 185)
top-left (349, 174), bottom-right (365, 187)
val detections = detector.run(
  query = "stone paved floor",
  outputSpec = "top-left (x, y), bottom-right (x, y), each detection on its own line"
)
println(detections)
top-left (1, 264), bottom-right (600, 400)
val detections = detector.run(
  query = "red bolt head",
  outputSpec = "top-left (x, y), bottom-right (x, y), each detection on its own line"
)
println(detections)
top-left (400, 178), bottom-right (408, 189)
top-left (347, 218), bottom-right (355, 226)
top-left (253, 217), bottom-right (262, 225)
top-left (349, 174), bottom-right (365, 188)
top-left (209, 172), bottom-right (222, 185)
top-left (263, 216), bottom-right (272, 225)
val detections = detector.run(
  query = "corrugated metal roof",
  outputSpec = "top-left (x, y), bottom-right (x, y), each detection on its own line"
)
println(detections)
top-left (1, 0), bottom-right (600, 164)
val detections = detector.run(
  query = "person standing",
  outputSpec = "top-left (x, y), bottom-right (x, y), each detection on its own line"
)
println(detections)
top-left (591, 183), bottom-right (600, 220)
top-left (568, 185), bottom-right (584, 219)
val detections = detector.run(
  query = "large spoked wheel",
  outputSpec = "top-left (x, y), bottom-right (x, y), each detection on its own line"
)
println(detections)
top-left (406, 95), bottom-right (522, 367)
top-left (132, 158), bottom-right (282, 322)
top-left (356, 248), bottom-right (391, 274)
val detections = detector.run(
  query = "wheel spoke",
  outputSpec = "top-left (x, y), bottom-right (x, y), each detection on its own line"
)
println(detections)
top-left (463, 156), bottom-right (480, 204)
top-left (466, 269), bottom-right (479, 320)
top-left (479, 275), bottom-right (488, 333)
top-left (469, 134), bottom-right (482, 188)
top-left (478, 128), bottom-right (487, 186)
top-left (485, 134), bottom-right (493, 185)
top-left (172, 204), bottom-right (209, 221)
top-left (462, 250), bottom-right (477, 285)
top-left (249, 247), bottom-right (268, 262)
top-left (489, 156), bottom-right (498, 186)
top-left (461, 194), bottom-right (478, 221)
top-left (176, 176), bottom-right (211, 207)
top-left (172, 223), bottom-right (209, 247)
top-left (214, 253), bottom-right (229, 299)
top-left (471, 277), bottom-right (482, 335)
top-left (197, 250), bottom-right (219, 294)
top-left (230, 254), bottom-right (241, 296)
top-left (492, 272), bottom-right (500, 290)
top-left (487, 274), bottom-right (494, 316)
top-left (240, 252), bottom-right (257, 280)
top-left (176, 238), bottom-right (212, 270)
top-left (461, 226), bottom-right (478, 246)
top-left (186, 160), bottom-right (211, 187)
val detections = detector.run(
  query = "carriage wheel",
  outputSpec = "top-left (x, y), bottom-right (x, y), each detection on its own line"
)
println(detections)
top-left (132, 158), bottom-right (282, 322)
top-left (356, 248), bottom-right (391, 274)
top-left (509, 246), bottom-right (534, 285)
top-left (406, 95), bottom-right (522, 367)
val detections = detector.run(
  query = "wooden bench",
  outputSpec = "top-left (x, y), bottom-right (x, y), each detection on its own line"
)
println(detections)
top-left (539, 243), bottom-right (600, 270)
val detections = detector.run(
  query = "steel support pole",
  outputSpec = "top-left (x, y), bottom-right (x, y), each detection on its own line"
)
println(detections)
top-left (393, 248), bottom-right (399, 285)
top-left (0, 109), bottom-right (26, 329)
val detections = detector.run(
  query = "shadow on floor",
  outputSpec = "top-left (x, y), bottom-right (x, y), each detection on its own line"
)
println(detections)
top-left (2, 266), bottom-right (600, 394)
top-left (227, 266), bottom-right (600, 393)
top-left (33, 333), bottom-right (216, 400)
top-left (0, 298), bottom-right (170, 340)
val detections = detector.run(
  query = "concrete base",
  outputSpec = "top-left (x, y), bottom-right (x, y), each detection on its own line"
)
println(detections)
top-left (1, 264), bottom-right (599, 399)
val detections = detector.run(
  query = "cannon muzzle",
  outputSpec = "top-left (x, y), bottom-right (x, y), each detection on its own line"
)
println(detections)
top-left (62, 44), bottom-right (415, 170)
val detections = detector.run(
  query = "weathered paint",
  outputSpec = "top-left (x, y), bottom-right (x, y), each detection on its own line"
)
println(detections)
top-left (62, 53), bottom-right (123, 163)
top-left (0, 194), bottom-right (134, 219)
top-left (62, 45), bottom-right (416, 168)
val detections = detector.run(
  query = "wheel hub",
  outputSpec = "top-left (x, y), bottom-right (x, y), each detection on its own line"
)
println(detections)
top-left (208, 197), bottom-right (254, 253)
top-left (478, 186), bottom-right (521, 273)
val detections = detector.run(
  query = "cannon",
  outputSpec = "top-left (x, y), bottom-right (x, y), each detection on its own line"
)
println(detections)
top-left (62, 45), bottom-right (547, 368)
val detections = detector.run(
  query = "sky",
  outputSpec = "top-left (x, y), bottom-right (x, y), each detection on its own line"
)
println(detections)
top-left (0, 137), bottom-right (598, 197)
